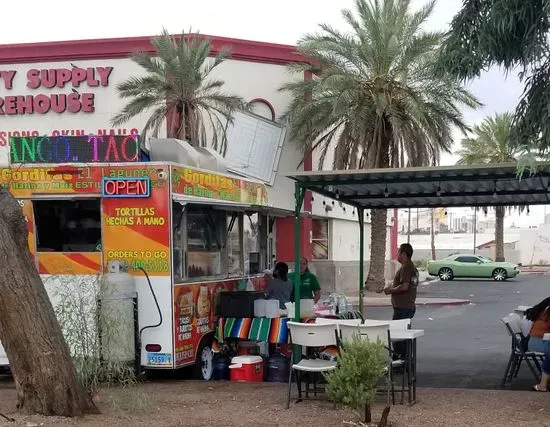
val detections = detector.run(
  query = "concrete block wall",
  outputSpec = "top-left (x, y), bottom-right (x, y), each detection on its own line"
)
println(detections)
top-left (412, 248), bottom-right (520, 264)
top-left (311, 259), bottom-right (398, 296)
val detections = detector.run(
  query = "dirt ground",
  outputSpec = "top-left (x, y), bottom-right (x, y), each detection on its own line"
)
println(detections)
top-left (0, 381), bottom-right (549, 427)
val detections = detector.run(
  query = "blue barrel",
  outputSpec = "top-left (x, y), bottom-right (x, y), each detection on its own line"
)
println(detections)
top-left (212, 354), bottom-right (230, 381)
top-left (267, 351), bottom-right (289, 383)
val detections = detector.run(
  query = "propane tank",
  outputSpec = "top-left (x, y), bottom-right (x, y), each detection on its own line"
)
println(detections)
top-left (99, 260), bottom-right (137, 364)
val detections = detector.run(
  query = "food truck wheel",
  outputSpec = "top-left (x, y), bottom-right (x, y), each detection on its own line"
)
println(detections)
top-left (194, 339), bottom-right (214, 381)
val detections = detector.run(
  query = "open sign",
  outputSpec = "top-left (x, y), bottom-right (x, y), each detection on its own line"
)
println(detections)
top-left (102, 177), bottom-right (150, 198)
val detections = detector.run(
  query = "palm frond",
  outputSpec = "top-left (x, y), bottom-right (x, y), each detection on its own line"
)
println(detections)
top-left (111, 28), bottom-right (244, 150)
top-left (281, 0), bottom-right (479, 173)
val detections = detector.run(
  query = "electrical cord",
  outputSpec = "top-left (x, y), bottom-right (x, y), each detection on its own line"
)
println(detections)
top-left (137, 267), bottom-right (163, 338)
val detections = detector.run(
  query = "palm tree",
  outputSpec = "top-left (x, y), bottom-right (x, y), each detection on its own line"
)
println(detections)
top-left (112, 29), bottom-right (246, 151)
top-left (281, 0), bottom-right (479, 290)
top-left (457, 112), bottom-right (525, 261)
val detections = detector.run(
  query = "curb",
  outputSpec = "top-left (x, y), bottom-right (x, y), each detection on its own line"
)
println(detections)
top-left (520, 270), bottom-right (547, 275)
top-left (363, 299), bottom-right (471, 308)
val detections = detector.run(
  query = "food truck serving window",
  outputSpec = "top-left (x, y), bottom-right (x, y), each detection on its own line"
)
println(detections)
top-left (186, 207), bottom-right (224, 278)
top-left (34, 199), bottom-right (101, 252)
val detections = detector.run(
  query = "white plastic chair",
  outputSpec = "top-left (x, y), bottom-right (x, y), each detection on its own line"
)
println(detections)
top-left (315, 318), bottom-right (362, 326)
top-left (364, 318), bottom-right (411, 332)
top-left (286, 322), bottom-right (338, 409)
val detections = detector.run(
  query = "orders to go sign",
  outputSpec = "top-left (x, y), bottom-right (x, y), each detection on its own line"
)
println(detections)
top-left (102, 177), bottom-right (150, 198)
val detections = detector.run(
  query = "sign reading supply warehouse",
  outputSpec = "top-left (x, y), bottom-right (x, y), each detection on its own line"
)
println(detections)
top-left (0, 67), bottom-right (112, 115)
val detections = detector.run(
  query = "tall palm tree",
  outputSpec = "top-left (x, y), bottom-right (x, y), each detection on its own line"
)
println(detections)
top-left (457, 112), bottom-right (525, 261)
top-left (281, 0), bottom-right (479, 290)
top-left (112, 29), bottom-right (246, 151)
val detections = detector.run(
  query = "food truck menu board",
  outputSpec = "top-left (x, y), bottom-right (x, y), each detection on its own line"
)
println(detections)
top-left (9, 134), bottom-right (140, 164)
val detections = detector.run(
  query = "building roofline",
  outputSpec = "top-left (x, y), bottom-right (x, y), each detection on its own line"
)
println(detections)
top-left (0, 34), bottom-right (309, 66)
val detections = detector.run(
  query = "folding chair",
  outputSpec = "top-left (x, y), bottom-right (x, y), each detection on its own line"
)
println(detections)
top-left (286, 322), bottom-right (338, 409)
top-left (501, 314), bottom-right (544, 387)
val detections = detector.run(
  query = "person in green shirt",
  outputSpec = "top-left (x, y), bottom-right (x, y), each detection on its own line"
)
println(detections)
top-left (288, 257), bottom-right (321, 303)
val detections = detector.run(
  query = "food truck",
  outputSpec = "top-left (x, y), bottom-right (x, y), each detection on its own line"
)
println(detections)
top-left (0, 135), bottom-right (276, 379)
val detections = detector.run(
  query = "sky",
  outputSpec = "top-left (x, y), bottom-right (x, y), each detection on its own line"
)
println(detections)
top-left (1, 0), bottom-right (543, 226)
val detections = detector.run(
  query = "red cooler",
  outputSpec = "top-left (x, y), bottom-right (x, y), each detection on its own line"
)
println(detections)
top-left (229, 355), bottom-right (264, 382)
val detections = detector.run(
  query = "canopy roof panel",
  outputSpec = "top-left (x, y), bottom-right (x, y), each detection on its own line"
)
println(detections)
top-left (288, 163), bottom-right (550, 209)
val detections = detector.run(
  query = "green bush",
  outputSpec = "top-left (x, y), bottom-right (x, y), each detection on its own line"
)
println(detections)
top-left (324, 334), bottom-right (387, 419)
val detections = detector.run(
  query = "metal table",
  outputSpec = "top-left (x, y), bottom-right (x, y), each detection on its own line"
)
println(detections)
top-left (391, 329), bottom-right (424, 405)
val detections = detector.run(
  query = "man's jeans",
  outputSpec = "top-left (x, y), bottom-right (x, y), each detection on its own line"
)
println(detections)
top-left (392, 307), bottom-right (415, 359)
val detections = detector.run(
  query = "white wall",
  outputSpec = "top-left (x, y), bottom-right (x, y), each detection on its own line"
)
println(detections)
top-left (330, 218), bottom-right (392, 261)
top-left (519, 224), bottom-right (550, 265)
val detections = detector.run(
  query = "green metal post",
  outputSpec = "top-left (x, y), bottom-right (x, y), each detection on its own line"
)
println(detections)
top-left (293, 182), bottom-right (305, 363)
top-left (358, 208), bottom-right (365, 316)
top-left (294, 182), bottom-right (305, 321)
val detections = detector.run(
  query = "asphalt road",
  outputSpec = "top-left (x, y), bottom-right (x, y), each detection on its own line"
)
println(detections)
top-left (365, 273), bottom-right (550, 390)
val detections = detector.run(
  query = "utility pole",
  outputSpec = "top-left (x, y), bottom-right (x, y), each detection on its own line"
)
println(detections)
top-left (473, 208), bottom-right (477, 254)
top-left (430, 208), bottom-right (436, 260)
top-left (407, 208), bottom-right (411, 243)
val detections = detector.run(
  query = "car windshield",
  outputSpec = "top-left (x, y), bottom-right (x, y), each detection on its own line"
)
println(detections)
top-left (478, 256), bottom-right (491, 263)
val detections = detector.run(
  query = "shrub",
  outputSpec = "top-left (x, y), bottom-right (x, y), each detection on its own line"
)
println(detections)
top-left (413, 259), bottom-right (428, 270)
top-left (324, 335), bottom-right (388, 423)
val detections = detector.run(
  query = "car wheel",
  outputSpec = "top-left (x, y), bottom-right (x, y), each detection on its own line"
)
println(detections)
top-left (438, 267), bottom-right (454, 281)
top-left (492, 268), bottom-right (507, 281)
top-left (193, 339), bottom-right (214, 381)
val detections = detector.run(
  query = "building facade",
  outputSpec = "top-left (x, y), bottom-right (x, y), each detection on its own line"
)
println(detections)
top-left (0, 34), bottom-right (397, 294)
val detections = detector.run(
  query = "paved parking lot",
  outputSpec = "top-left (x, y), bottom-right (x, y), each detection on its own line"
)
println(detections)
top-left (365, 273), bottom-right (549, 390)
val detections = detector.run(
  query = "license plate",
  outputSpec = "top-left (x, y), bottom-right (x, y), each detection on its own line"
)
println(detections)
top-left (147, 352), bottom-right (172, 366)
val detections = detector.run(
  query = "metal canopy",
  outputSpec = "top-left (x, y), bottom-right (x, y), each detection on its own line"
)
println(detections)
top-left (288, 162), bottom-right (550, 321)
top-left (287, 163), bottom-right (550, 209)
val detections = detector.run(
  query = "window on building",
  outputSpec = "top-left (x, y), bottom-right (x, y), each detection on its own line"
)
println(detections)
top-left (186, 207), bottom-right (225, 278)
top-left (34, 199), bottom-right (101, 252)
top-left (312, 219), bottom-right (329, 260)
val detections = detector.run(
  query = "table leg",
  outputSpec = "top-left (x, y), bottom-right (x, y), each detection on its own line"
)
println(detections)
top-left (407, 340), bottom-right (412, 405)
top-left (412, 338), bottom-right (417, 403)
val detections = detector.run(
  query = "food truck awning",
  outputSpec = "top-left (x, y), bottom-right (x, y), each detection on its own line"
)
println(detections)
top-left (286, 162), bottom-right (550, 318)
top-left (251, 205), bottom-right (293, 217)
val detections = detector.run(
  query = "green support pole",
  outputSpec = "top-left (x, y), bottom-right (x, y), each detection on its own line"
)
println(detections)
top-left (293, 182), bottom-right (305, 362)
top-left (294, 182), bottom-right (305, 321)
top-left (358, 208), bottom-right (365, 316)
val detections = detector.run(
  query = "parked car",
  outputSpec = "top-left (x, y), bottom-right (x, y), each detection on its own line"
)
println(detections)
top-left (427, 254), bottom-right (519, 281)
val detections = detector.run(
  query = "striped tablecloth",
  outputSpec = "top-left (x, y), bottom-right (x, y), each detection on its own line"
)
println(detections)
top-left (215, 317), bottom-right (289, 345)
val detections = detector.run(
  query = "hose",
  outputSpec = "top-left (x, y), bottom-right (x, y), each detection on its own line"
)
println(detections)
top-left (137, 267), bottom-right (163, 338)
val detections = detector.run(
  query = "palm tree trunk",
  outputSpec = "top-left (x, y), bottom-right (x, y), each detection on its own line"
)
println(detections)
top-left (494, 205), bottom-right (505, 261)
top-left (365, 209), bottom-right (387, 291)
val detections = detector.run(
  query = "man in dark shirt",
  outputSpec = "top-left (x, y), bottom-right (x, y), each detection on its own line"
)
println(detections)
top-left (379, 243), bottom-right (419, 358)
top-left (381, 243), bottom-right (419, 319)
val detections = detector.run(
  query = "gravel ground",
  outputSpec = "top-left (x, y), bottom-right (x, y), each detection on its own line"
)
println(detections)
top-left (0, 381), bottom-right (549, 426)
